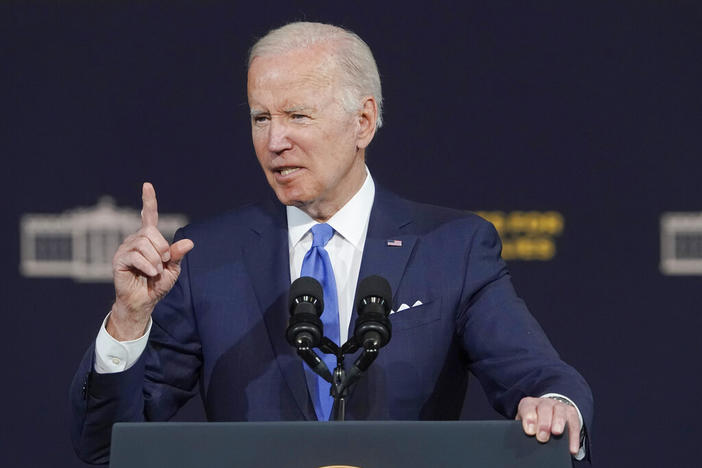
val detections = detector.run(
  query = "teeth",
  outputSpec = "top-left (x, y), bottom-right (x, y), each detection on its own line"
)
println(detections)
top-left (279, 167), bottom-right (300, 176)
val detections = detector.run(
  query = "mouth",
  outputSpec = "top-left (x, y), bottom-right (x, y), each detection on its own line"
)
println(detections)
top-left (272, 166), bottom-right (304, 181)
top-left (277, 167), bottom-right (301, 176)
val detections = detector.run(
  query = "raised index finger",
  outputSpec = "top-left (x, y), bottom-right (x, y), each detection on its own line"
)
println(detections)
top-left (141, 182), bottom-right (159, 228)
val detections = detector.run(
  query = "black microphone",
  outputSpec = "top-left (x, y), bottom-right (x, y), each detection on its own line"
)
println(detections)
top-left (336, 275), bottom-right (393, 393)
top-left (286, 276), bottom-right (332, 382)
top-left (353, 275), bottom-right (393, 350)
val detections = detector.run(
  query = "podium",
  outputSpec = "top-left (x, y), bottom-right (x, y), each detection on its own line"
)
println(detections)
top-left (110, 420), bottom-right (571, 468)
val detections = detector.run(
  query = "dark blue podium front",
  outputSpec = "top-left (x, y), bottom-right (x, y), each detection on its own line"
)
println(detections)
top-left (110, 420), bottom-right (571, 468)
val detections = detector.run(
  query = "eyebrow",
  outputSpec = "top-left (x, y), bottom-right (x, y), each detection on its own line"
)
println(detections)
top-left (283, 105), bottom-right (310, 114)
top-left (249, 105), bottom-right (316, 118)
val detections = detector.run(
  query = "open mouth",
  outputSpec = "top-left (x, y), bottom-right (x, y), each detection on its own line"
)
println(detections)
top-left (277, 167), bottom-right (301, 176)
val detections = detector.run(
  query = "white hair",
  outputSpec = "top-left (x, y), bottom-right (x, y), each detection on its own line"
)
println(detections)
top-left (248, 22), bottom-right (384, 128)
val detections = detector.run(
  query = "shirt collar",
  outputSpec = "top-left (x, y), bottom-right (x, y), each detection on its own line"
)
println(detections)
top-left (287, 167), bottom-right (375, 249)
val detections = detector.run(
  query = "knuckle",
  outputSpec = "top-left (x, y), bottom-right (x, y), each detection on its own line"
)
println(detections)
top-left (519, 397), bottom-right (536, 410)
top-left (114, 242), bottom-right (128, 256)
top-left (118, 252), bottom-right (135, 269)
top-left (143, 225), bottom-right (158, 237)
top-left (114, 242), bottom-right (136, 260)
top-left (131, 242), bottom-right (148, 258)
top-left (144, 226), bottom-right (168, 249)
top-left (117, 238), bottom-right (135, 253)
top-left (541, 398), bottom-right (556, 408)
top-left (128, 250), bottom-right (142, 263)
top-left (135, 237), bottom-right (157, 256)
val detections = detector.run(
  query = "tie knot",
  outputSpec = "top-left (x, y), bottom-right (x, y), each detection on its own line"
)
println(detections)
top-left (310, 223), bottom-right (334, 247)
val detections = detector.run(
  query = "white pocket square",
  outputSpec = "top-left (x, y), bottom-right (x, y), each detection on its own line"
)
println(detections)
top-left (390, 300), bottom-right (423, 315)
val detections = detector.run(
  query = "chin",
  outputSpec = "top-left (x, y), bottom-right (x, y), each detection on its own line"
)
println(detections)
top-left (273, 188), bottom-right (310, 207)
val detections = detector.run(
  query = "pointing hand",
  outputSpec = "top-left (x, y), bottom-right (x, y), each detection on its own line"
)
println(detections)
top-left (107, 182), bottom-right (194, 341)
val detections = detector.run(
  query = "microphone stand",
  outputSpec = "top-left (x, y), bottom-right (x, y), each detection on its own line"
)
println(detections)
top-left (319, 337), bottom-right (381, 421)
top-left (331, 356), bottom-right (347, 421)
top-left (318, 337), bottom-right (346, 421)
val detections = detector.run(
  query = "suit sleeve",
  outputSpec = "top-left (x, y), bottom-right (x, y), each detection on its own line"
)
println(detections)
top-left (68, 228), bottom-right (202, 464)
top-left (456, 219), bottom-right (594, 434)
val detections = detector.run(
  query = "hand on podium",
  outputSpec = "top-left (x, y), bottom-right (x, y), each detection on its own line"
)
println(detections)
top-left (517, 396), bottom-right (582, 456)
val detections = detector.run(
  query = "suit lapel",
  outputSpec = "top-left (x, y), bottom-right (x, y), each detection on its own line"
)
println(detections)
top-left (241, 199), bottom-right (314, 419)
top-left (352, 186), bottom-right (417, 334)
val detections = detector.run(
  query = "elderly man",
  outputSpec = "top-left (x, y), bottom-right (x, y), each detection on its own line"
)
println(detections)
top-left (70, 22), bottom-right (592, 464)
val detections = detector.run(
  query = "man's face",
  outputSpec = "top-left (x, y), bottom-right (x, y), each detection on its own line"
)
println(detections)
top-left (247, 45), bottom-right (368, 221)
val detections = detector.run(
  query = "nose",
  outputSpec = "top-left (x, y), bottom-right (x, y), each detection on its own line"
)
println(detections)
top-left (267, 118), bottom-right (292, 154)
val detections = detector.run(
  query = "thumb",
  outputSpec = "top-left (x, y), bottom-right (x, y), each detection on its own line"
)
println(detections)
top-left (169, 239), bottom-right (195, 264)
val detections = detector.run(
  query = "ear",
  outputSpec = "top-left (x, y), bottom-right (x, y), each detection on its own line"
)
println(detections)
top-left (356, 96), bottom-right (378, 150)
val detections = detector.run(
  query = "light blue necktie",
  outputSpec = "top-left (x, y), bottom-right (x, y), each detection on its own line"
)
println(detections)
top-left (300, 223), bottom-right (339, 421)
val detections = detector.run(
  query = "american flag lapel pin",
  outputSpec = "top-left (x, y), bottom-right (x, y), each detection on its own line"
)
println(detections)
top-left (386, 239), bottom-right (403, 247)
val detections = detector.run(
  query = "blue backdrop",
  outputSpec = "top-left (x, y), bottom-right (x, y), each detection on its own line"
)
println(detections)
top-left (2, 1), bottom-right (701, 466)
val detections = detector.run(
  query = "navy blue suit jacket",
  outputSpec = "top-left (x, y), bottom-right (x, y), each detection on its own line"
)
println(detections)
top-left (70, 186), bottom-right (593, 464)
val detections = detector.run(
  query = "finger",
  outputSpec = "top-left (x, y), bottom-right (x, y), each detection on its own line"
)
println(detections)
top-left (170, 239), bottom-right (194, 264)
top-left (565, 408), bottom-right (582, 455)
top-left (536, 401), bottom-right (554, 443)
top-left (517, 398), bottom-right (538, 436)
top-left (141, 225), bottom-right (171, 262)
top-left (141, 182), bottom-right (159, 228)
top-left (121, 250), bottom-right (160, 277)
top-left (131, 237), bottom-right (164, 274)
top-left (550, 403), bottom-right (568, 436)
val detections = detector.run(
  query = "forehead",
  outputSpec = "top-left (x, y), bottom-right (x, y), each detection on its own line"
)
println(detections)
top-left (247, 46), bottom-right (341, 105)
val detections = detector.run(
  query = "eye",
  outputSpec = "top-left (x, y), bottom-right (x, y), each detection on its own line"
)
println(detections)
top-left (291, 114), bottom-right (309, 121)
top-left (252, 114), bottom-right (270, 124)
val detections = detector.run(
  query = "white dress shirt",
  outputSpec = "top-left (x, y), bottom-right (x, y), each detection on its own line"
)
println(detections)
top-left (286, 169), bottom-right (374, 343)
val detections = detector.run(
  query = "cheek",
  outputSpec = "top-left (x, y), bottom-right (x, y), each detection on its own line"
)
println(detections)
top-left (251, 130), bottom-right (264, 148)
top-left (251, 136), bottom-right (269, 165)
top-left (327, 121), bottom-right (358, 153)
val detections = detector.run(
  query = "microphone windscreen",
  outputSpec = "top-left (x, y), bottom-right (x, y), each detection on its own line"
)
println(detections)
top-left (355, 275), bottom-right (392, 312)
top-left (289, 276), bottom-right (324, 313)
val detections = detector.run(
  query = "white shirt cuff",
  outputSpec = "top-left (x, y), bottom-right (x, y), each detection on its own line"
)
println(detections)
top-left (94, 313), bottom-right (152, 374)
top-left (540, 393), bottom-right (586, 461)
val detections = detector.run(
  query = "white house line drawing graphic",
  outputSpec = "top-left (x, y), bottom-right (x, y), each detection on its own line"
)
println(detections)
top-left (20, 196), bottom-right (187, 282)
top-left (660, 212), bottom-right (702, 275)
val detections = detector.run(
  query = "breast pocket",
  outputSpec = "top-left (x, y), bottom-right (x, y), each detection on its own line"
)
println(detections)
top-left (388, 297), bottom-right (442, 331)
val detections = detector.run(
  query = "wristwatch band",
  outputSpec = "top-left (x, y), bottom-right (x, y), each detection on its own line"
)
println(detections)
top-left (546, 395), bottom-right (574, 407)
